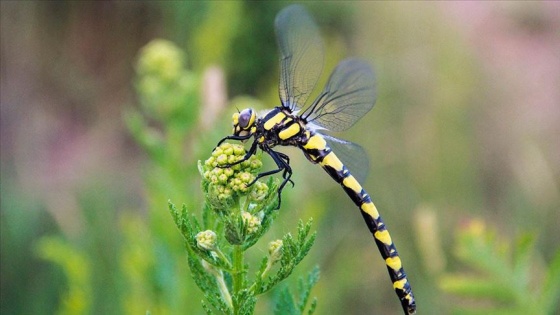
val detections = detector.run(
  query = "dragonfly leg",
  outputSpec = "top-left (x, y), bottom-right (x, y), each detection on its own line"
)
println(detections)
top-left (275, 151), bottom-right (295, 187)
top-left (217, 138), bottom-right (258, 168)
top-left (215, 133), bottom-right (253, 148)
top-left (245, 147), bottom-right (292, 209)
top-left (247, 147), bottom-right (286, 186)
top-left (265, 148), bottom-right (293, 209)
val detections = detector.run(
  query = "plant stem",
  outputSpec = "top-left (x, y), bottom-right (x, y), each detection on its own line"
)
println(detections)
top-left (232, 244), bottom-right (244, 314)
top-left (215, 248), bottom-right (233, 270)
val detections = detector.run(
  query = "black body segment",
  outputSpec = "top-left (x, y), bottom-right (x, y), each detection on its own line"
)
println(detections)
top-left (216, 4), bottom-right (416, 314)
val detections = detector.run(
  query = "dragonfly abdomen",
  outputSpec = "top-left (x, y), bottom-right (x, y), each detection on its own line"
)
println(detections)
top-left (301, 132), bottom-right (416, 314)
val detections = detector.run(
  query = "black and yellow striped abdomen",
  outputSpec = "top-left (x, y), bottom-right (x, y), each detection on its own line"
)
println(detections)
top-left (301, 130), bottom-right (417, 314)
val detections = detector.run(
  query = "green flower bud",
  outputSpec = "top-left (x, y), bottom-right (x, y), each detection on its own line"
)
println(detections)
top-left (242, 211), bottom-right (261, 234)
top-left (250, 181), bottom-right (269, 202)
top-left (216, 154), bottom-right (228, 166)
top-left (268, 240), bottom-right (283, 263)
top-left (218, 174), bottom-right (228, 184)
top-left (223, 146), bottom-right (234, 156)
top-left (196, 230), bottom-right (218, 251)
top-left (233, 146), bottom-right (245, 156)
top-left (250, 159), bottom-right (262, 169)
top-left (224, 168), bottom-right (234, 177)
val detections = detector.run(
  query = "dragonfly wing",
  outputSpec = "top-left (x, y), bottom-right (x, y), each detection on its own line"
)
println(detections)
top-left (275, 5), bottom-right (324, 112)
top-left (321, 133), bottom-right (370, 184)
top-left (304, 58), bottom-right (376, 132)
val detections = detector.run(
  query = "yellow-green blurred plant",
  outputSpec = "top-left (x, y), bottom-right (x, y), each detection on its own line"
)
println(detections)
top-left (439, 220), bottom-right (560, 315)
top-left (119, 213), bottom-right (171, 314)
top-left (124, 38), bottom-right (207, 314)
top-left (127, 38), bottom-right (200, 167)
top-left (35, 237), bottom-right (92, 315)
top-left (168, 142), bottom-right (318, 314)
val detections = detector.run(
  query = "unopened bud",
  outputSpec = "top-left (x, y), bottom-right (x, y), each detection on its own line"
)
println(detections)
top-left (196, 230), bottom-right (217, 251)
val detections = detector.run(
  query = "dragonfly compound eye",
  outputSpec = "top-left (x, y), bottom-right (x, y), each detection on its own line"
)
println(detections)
top-left (238, 108), bottom-right (256, 130)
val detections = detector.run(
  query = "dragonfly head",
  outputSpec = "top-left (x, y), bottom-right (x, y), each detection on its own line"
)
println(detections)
top-left (232, 108), bottom-right (257, 137)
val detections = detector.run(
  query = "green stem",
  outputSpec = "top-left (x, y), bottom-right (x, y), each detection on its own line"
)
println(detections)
top-left (232, 245), bottom-right (244, 314)
top-left (215, 248), bottom-right (233, 270)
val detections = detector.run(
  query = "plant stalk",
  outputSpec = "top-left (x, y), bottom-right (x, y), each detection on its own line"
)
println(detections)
top-left (232, 244), bottom-right (244, 314)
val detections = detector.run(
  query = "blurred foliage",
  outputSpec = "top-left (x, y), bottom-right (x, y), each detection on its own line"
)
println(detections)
top-left (439, 220), bottom-right (560, 315)
top-left (35, 237), bottom-right (92, 315)
top-left (123, 38), bottom-right (206, 314)
top-left (1, 2), bottom-right (559, 315)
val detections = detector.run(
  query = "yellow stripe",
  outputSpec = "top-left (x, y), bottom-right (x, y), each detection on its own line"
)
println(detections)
top-left (319, 152), bottom-right (343, 171)
top-left (393, 278), bottom-right (407, 290)
top-left (278, 123), bottom-right (301, 140)
top-left (385, 256), bottom-right (402, 271)
top-left (374, 229), bottom-right (392, 246)
top-left (361, 202), bottom-right (380, 219)
top-left (303, 134), bottom-right (327, 150)
top-left (248, 110), bottom-right (256, 127)
top-left (342, 175), bottom-right (362, 193)
top-left (263, 112), bottom-right (286, 130)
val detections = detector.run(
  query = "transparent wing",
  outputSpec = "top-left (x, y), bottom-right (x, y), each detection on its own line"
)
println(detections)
top-left (302, 58), bottom-right (376, 132)
top-left (322, 133), bottom-right (369, 184)
top-left (275, 4), bottom-right (324, 112)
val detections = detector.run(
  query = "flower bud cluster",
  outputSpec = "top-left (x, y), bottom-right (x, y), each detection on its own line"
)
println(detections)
top-left (249, 181), bottom-right (269, 202)
top-left (241, 211), bottom-right (262, 234)
top-left (203, 143), bottom-right (263, 200)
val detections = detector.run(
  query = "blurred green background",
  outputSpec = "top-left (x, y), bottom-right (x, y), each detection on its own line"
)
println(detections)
top-left (1, 1), bottom-right (559, 315)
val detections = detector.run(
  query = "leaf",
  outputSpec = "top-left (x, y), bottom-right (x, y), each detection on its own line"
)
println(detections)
top-left (258, 219), bottom-right (316, 294)
top-left (273, 266), bottom-right (320, 315)
top-left (297, 266), bottom-right (320, 313)
top-left (232, 289), bottom-right (257, 315)
top-left (274, 287), bottom-right (297, 315)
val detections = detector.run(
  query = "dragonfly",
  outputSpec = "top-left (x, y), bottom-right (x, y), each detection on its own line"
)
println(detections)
top-left (216, 5), bottom-right (416, 314)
